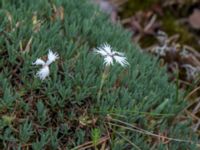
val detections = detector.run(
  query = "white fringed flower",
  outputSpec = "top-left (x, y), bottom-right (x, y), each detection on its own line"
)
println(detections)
top-left (32, 58), bottom-right (45, 66)
top-left (33, 49), bottom-right (59, 80)
top-left (46, 50), bottom-right (59, 65)
top-left (36, 65), bottom-right (50, 80)
top-left (94, 43), bottom-right (129, 67)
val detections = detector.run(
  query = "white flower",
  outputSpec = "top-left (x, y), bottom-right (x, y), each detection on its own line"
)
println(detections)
top-left (94, 43), bottom-right (129, 67)
top-left (46, 49), bottom-right (59, 65)
top-left (104, 56), bottom-right (114, 66)
top-left (113, 55), bottom-right (129, 67)
top-left (33, 49), bottom-right (59, 80)
top-left (36, 65), bottom-right (50, 80)
top-left (32, 58), bottom-right (45, 66)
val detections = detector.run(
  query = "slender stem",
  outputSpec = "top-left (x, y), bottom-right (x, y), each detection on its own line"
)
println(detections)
top-left (110, 128), bottom-right (141, 150)
top-left (97, 66), bottom-right (109, 103)
top-left (94, 145), bottom-right (98, 150)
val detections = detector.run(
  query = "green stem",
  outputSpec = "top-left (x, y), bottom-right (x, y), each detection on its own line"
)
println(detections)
top-left (97, 66), bottom-right (109, 103)
top-left (94, 145), bottom-right (98, 150)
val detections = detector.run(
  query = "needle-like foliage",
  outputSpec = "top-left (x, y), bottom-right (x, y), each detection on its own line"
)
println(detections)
top-left (0, 0), bottom-right (197, 149)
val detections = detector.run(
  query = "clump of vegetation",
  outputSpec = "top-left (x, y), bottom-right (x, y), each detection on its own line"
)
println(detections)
top-left (0, 0), bottom-right (198, 149)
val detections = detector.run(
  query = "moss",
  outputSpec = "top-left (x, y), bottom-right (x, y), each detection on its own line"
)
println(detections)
top-left (161, 12), bottom-right (200, 50)
top-left (119, 0), bottom-right (160, 18)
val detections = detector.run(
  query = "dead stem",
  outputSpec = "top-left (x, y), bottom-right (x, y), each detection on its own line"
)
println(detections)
top-left (106, 116), bottom-right (199, 145)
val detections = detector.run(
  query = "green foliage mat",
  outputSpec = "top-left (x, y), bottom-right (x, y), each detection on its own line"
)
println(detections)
top-left (0, 0), bottom-right (197, 149)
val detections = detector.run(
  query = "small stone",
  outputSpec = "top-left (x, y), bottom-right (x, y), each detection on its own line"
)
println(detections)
top-left (188, 9), bottom-right (200, 30)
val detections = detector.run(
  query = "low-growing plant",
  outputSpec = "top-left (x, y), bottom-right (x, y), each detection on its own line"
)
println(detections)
top-left (91, 128), bottom-right (101, 149)
top-left (0, 0), bottom-right (198, 149)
